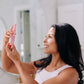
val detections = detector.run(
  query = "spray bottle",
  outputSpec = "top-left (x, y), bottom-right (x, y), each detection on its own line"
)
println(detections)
top-left (8, 24), bottom-right (16, 48)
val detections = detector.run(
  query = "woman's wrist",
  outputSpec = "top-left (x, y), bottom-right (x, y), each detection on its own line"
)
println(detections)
top-left (14, 59), bottom-right (22, 67)
top-left (14, 60), bottom-right (26, 76)
top-left (14, 60), bottom-right (23, 73)
top-left (2, 43), bottom-right (7, 51)
top-left (3, 42), bottom-right (7, 47)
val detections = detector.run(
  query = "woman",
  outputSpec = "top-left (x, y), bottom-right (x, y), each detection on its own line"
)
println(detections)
top-left (1, 23), bottom-right (84, 84)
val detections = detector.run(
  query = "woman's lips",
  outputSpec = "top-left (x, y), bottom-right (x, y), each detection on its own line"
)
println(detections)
top-left (43, 45), bottom-right (49, 48)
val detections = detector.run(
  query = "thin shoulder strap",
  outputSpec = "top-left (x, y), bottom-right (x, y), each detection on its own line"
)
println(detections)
top-left (57, 65), bottom-right (72, 75)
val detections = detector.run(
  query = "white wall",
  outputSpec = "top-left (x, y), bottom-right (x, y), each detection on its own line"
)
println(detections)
top-left (30, 0), bottom-right (57, 61)
top-left (0, 0), bottom-right (29, 29)
top-left (58, 0), bottom-right (83, 6)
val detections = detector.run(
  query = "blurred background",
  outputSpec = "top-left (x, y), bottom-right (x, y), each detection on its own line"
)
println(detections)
top-left (0, 0), bottom-right (84, 76)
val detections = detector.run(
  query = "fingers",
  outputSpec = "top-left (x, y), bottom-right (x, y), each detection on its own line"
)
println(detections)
top-left (5, 29), bottom-right (13, 36)
top-left (6, 42), bottom-right (20, 63)
top-left (6, 43), bottom-right (15, 54)
top-left (12, 45), bottom-right (16, 50)
top-left (7, 43), bottom-right (16, 52)
top-left (5, 24), bottom-right (15, 36)
top-left (5, 29), bottom-right (10, 34)
top-left (3, 29), bottom-right (13, 44)
top-left (4, 30), bottom-right (10, 38)
top-left (12, 45), bottom-right (17, 52)
top-left (3, 30), bottom-right (10, 44)
top-left (6, 43), bottom-right (12, 56)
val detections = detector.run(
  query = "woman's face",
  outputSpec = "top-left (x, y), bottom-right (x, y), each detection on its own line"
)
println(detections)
top-left (43, 27), bottom-right (58, 54)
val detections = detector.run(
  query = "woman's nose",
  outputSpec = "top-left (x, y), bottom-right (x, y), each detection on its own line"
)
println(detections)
top-left (43, 37), bottom-right (47, 43)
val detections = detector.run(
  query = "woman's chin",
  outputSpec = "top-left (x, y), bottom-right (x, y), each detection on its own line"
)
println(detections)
top-left (44, 51), bottom-right (50, 54)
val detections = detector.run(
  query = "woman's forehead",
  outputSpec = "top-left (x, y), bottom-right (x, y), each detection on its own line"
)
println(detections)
top-left (47, 27), bottom-right (55, 34)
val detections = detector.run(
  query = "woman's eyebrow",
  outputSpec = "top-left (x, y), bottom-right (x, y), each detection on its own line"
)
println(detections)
top-left (47, 33), bottom-right (54, 36)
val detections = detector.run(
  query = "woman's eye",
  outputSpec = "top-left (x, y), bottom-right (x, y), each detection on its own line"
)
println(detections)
top-left (48, 35), bottom-right (52, 38)
top-left (44, 35), bottom-right (52, 38)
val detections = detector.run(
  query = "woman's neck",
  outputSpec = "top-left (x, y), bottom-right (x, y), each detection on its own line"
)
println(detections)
top-left (49, 52), bottom-right (66, 68)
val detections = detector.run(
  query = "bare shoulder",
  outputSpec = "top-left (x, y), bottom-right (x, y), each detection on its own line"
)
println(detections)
top-left (59, 67), bottom-right (79, 78)
top-left (56, 67), bottom-right (79, 84)
top-left (43, 67), bottom-right (79, 84)
top-left (59, 67), bottom-right (78, 75)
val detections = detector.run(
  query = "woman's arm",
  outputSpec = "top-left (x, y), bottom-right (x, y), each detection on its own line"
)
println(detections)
top-left (2, 42), bottom-right (37, 74)
top-left (2, 44), bottom-right (37, 74)
top-left (5, 43), bottom-right (38, 84)
top-left (1, 29), bottom-right (15, 72)
top-left (15, 60), bottom-right (38, 84)
top-left (1, 29), bottom-right (37, 74)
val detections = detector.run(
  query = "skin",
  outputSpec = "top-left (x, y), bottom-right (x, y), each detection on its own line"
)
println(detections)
top-left (1, 26), bottom-right (79, 84)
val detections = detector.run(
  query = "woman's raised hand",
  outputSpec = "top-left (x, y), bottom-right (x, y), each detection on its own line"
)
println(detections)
top-left (3, 30), bottom-right (11, 46)
top-left (3, 25), bottom-right (14, 46)
top-left (6, 43), bottom-right (21, 64)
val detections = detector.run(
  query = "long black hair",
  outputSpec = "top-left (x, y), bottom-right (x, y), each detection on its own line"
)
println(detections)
top-left (34, 23), bottom-right (84, 84)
